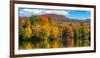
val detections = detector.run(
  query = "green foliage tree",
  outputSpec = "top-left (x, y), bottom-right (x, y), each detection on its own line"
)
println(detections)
top-left (79, 23), bottom-right (87, 47)
top-left (39, 28), bottom-right (49, 48)
top-left (62, 29), bottom-right (67, 47)
top-left (30, 15), bottom-right (40, 26)
top-left (73, 27), bottom-right (80, 47)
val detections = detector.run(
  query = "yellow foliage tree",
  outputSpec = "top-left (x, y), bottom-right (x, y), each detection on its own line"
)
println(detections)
top-left (23, 27), bottom-right (32, 39)
top-left (48, 26), bottom-right (60, 48)
top-left (22, 41), bottom-right (33, 49)
top-left (22, 19), bottom-right (32, 39)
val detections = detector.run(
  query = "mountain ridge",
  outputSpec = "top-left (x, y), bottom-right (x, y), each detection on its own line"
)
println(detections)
top-left (19, 14), bottom-right (90, 26)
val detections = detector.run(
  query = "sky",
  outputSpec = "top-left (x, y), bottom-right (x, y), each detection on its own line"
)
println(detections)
top-left (19, 8), bottom-right (91, 20)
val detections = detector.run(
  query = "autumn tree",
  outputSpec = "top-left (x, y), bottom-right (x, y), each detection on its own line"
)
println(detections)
top-left (48, 26), bottom-right (59, 48)
top-left (65, 25), bottom-right (74, 47)
top-left (48, 16), bottom-right (55, 25)
top-left (81, 23), bottom-right (90, 46)
top-left (19, 18), bottom-right (33, 49)
top-left (73, 26), bottom-right (80, 47)
top-left (79, 22), bottom-right (88, 47)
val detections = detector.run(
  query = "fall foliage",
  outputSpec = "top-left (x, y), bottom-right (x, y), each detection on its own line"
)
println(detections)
top-left (19, 15), bottom-right (91, 49)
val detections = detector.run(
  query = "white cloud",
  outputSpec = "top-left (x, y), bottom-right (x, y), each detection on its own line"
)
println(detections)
top-left (20, 8), bottom-right (69, 16)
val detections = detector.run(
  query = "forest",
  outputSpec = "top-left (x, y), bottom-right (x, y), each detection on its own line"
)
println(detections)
top-left (19, 14), bottom-right (91, 50)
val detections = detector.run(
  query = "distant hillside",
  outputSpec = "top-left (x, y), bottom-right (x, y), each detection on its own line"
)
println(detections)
top-left (19, 14), bottom-right (90, 26)
top-left (41, 14), bottom-right (68, 23)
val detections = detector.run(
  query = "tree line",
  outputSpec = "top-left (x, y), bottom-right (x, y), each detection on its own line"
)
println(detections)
top-left (19, 15), bottom-right (91, 49)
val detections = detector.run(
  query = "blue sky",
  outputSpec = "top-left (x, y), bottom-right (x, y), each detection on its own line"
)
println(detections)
top-left (19, 8), bottom-right (91, 20)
